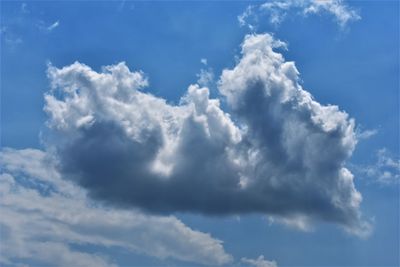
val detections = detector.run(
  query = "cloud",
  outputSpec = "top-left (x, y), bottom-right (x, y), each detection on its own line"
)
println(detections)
top-left (241, 255), bottom-right (277, 267)
top-left (356, 128), bottom-right (378, 140)
top-left (238, 0), bottom-right (360, 29)
top-left (36, 20), bottom-right (60, 33)
top-left (42, 33), bottom-right (369, 236)
top-left (1, 26), bottom-right (23, 48)
top-left (238, 5), bottom-right (258, 31)
top-left (219, 33), bottom-right (370, 236)
top-left (197, 68), bottom-right (215, 87)
top-left (21, 3), bottom-right (30, 14)
top-left (267, 214), bottom-right (314, 232)
top-left (197, 58), bottom-right (215, 87)
top-left (0, 148), bottom-right (233, 266)
top-left (1, 5), bottom-right (59, 50)
top-left (46, 20), bottom-right (59, 32)
top-left (353, 148), bottom-right (400, 185)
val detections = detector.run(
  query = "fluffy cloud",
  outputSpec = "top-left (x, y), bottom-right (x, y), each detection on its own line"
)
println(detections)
top-left (238, 0), bottom-right (360, 29)
top-left (42, 33), bottom-right (369, 235)
top-left (241, 255), bottom-right (277, 267)
top-left (0, 148), bottom-right (232, 266)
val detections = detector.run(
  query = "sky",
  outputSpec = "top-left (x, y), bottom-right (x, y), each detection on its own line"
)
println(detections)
top-left (0, 1), bottom-right (399, 267)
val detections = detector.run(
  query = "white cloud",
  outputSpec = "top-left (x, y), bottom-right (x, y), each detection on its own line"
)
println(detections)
top-left (0, 148), bottom-right (233, 266)
top-left (41, 33), bottom-right (370, 236)
top-left (241, 255), bottom-right (277, 267)
top-left (21, 3), bottom-right (30, 14)
top-left (197, 58), bottom-right (215, 87)
top-left (267, 214), bottom-right (314, 232)
top-left (303, 0), bottom-right (361, 28)
top-left (353, 148), bottom-right (400, 185)
top-left (356, 128), bottom-right (378, 140)
top-left (47, 20), bottom-right (60, 31)
top-left (197, 68), bottom-right (215, 87)
top-left (1, 26), bottom-right (23, 48)
top-left (238, 0), bottom-right (360, 29)
top-left (238, 5), bottom-right (257, 31)
top-left (36, 20), bottom-right (60, 33)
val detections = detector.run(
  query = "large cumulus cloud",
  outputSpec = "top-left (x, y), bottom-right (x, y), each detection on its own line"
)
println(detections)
top-left (43, 33), bottom-right (370, 235)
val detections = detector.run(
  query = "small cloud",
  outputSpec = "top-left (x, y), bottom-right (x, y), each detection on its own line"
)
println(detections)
top-left (238, 5), bottom-right (257, 31)
top-left (267, 214), bottom-right (314, 232)
top-left (47, 20), bottom-right (60, 32)
top-left (356, 128), bottom-right (378, 140)
top-left (239, 0), bottom-right (361, 30)
top-left (21, 3), bottom-right (30, 14)
top-left (352, 148), bottom-right (400, 185)
top-left (260, 1), bottom-right (292, 26)
top-left (303, 0), bottom-right (361, 28)
top-left (37, 20), bottom-right (60, 33)
top-left (4, 37), bottom-right (23, 46)
top-left (241, 255), bottom-right (277, 267)
top-left (0, 148), bottom-right (233, 266)
top-left (197, 58), bottom-right (214, 87)
top-left (196, 68), bottom-right (214, 87)
top-left (1, 26), bottom-right (23, 48)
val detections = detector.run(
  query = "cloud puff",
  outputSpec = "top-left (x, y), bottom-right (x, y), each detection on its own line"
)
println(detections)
top-left (241, 255), bottom-right (277, 267)
top-left (43, 33), bottom-right (369, 235)
top-left (238, 0), bottom-right (360, 29)
top-left (0, 148), bottom-right (232, 266)
top-left (356, 128), bottom-right (378, 140)
top-left (46, 20), bottom-right (59, 31)
top-left (352, 148), bottom-right (400, 185)
top-left (197, 67), bottom-right (215, 88)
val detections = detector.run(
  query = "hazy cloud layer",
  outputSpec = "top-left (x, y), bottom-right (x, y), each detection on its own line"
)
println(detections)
top-left (43, 33), bottom-right (369, 235)
top-left (0, 148), bottom-right (232, 266)
top-left (238, 0), bottom-right (360, 29)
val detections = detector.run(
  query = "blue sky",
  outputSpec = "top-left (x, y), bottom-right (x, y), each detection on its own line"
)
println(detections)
top-left (1, 1), bottom-right (399, 267)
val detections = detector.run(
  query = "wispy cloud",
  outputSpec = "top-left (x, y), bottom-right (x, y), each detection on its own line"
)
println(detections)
top-left (0, 148), bottom-right (233, 266)
top-left (21, 2), bottom-right (30, 14)
top-left (47, 20), bottom-right (60, 32)
top-left (238, 0), bottom-right (360, 30)
top-left (267, 214), bottom-right (314, 232)
top-left (1, 26), bottom-right (23, 48)
top-left (197, 58), bottom-right (215, 87)
top-left (356, 128), bottom-right (378, 140)
top-left (2, 4), bottom-right (60, 50)
top-left (353, 148), bottom-right (400, 185)
top-left (36, 19), bottom-right (60, 33)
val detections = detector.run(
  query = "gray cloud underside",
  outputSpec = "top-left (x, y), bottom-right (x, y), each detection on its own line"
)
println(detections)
top-left (0, 148), bottom-right (232, 266)
top-left (44, 33), bottom-right (370, 235)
